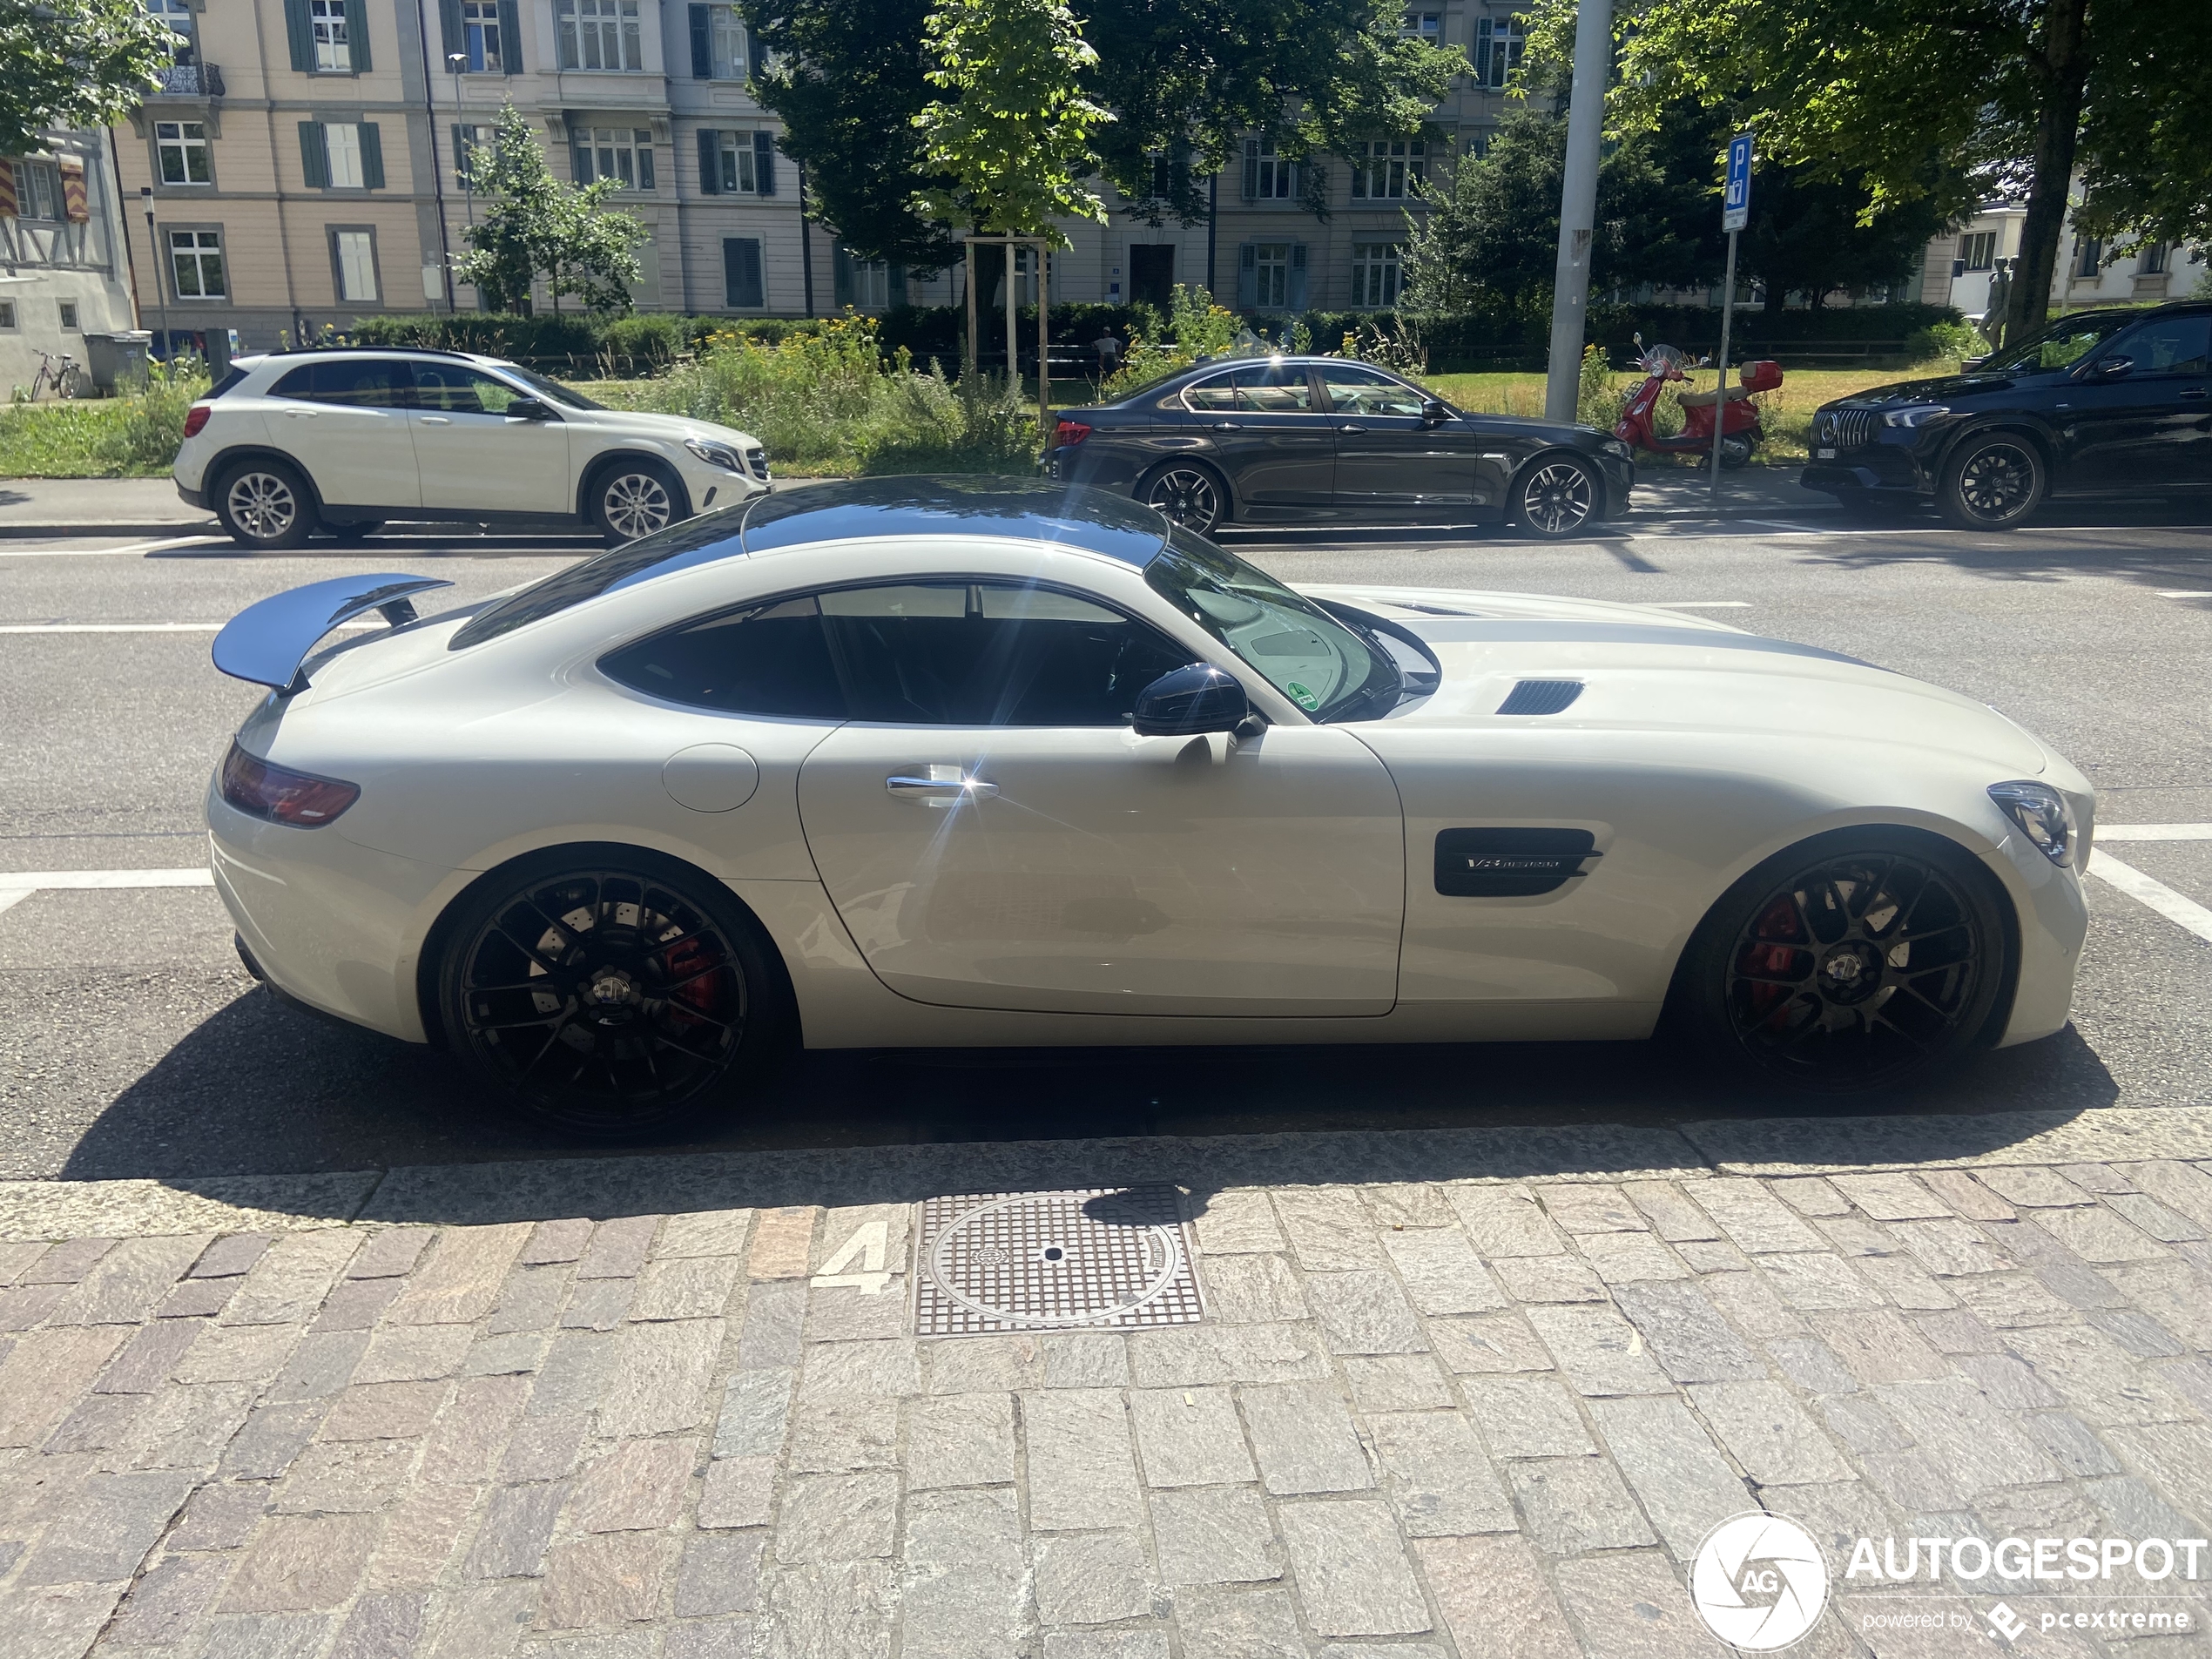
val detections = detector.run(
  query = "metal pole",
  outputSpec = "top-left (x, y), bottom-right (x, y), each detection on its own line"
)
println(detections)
top-left (140, 190), bottom-right (167, 356)
top-left (1206, 172), bottom-right (1217, 297)
top-left (1710, 227), bottom-right (1739, 495)
top-left (1036, 240), bottom-right (1049, 436)
top-left (964, 239), bottom-right (977, 384)
top-left (1004, 241), bottom-right (1017, 388)
top-left (798, 165), bottom-right (814, 317)
top-left (1543, 0), bottom-right (1612, 423)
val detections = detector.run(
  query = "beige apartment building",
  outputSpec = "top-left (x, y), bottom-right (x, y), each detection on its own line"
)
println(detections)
top-left (108, 0), bottom-right (1529, 347)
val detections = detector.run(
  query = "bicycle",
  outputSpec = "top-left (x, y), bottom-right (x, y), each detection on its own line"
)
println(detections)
top-left (28, 348), bottom-right (83, 401)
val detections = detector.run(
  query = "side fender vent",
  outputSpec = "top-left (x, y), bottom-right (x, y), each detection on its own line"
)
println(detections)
top-left (1435, 828), bottom-right (1601, 897)
top-left (1497, 678), bottom-right (1583, 716)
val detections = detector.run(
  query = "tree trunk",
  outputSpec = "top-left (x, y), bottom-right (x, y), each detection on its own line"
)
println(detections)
top-left (2009, 0), bottom-right (2090, 340)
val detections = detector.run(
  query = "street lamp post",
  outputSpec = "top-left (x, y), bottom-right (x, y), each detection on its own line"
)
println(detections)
top-left (448, 54), bottom-right (475, 228)
top-left (138, 186), bottom-right (168, 357)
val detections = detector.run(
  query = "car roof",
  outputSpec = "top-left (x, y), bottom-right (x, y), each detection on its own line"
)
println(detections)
top-left (738, 477), bottom-right (1170, 565)
top-left (235, 347), bottom-right (509, 373)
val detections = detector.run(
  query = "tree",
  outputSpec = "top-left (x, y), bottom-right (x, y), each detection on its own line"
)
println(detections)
top-left (742, 0), bottom-right (1465, 263)
top-left (1534, 0), bottom-right (2197, 339)
top-left (1737, 165), bottom-right (1955, 310)
top-left (0, 0), bottom-right (175, 157)
top-left (453, 105), bottom-right (650, 315)
top-left (912, 0), bottom-right (1112, 239)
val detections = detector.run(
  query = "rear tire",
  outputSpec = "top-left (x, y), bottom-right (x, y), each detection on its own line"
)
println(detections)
top-left (1140, 462), bottom-right (1230, 535)
top-left (1938, 432), bottom-right (2045, 530)
top-left (437, 849), bottom-right (792, 1136)
top-left (591, 459), bottom-right (689, 545)
top-left (1514, 454), bottom-right (1602, 538)
top-left (1668, 827), bottom-right (2009, 1095)
top-left (216, 460), bottom-right (316, 550)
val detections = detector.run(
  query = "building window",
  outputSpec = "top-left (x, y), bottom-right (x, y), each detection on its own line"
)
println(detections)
top-left (58, 300), bottom-right (80, 330)
top-left (310, 0), bottom-right (353, 71)
top-left (462, 0), bottom-right (503, 71)
top-left (1352, 139), bottom-right (1426, 200)
top-left (839, 250), bottom-right (891, 308)
top-left (146, 0), bottom-right (197, 63)
top-left (1242, 137), bottom-right (1295, 201)
top-left (1403, 10), bottom-right (1440, 39)
top-left (724, 236), bottom-right (763, 307)
top-left (1253, 242), bottom-right (1292, 309)
top-left (557, 0), bottom-right (643, 71)
top-left (709, 4), bottom-right (746, 78)
top-left (2141, 242), bottom-right (2168, 276)
top-left (155, 120), bottom-right (213, 185)
top-left (0, 300), bottom-right (17, 328)
top-left (1475, 14), bottom-right (1524, 88)
top-left (577, 128), bottom-right (654, 190)
top-left (17, 159), bottom-right (61, 221)
top-left (1351, 242), bottom-right (1402, 308)
top-left (326, 123), bottom-right (367, 188)
top-left (716, 132), bottom-right (756, 192)
top-left (1958, 231), bottom-right (1995, 272)
top-left (1144, 151), bottom-right (1175, 200)
top-left (332, 228), bottom-right (378, 302)
top-left (2074, 237), bottom-right (2103, 280)
top-left (453, 122), bottom-right (488, 186)
top-left (170, 228), bottom-right (226, 299)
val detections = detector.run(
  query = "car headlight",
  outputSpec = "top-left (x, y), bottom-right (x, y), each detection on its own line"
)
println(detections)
top-left (1602, 437), bottom-right (1633, 461)
top-left (685, 435), bottom-right (745, 472)
top-left (1989, 780), bottom-right (2076, 867)
top-left (1881, 405), bottom-right (1951, 428)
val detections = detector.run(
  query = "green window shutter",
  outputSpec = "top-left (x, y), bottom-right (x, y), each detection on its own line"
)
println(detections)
top-left (724, 237), bottom-right (762, 307)
top-left (452, 123), bottom-right (470, 185)
top-left (1288, 243), bottom-right (1307, 310)
top-left (571, 140), bottom-right (590, 184)
top-left (344, 0), bottom-right (370, 71)
top-left (1242, 140), bottom-right (1257, 201)
top-left (752, 130), bottom-right (776, 196)
top-left (300, 121), bottom-right (328, 188)
top-left (689, 4), bottom-right (711, 78)
top-left (284, 0), bottom-right (314, 71)
top-left (359, 122), bottom-right (384, 188)
top-left (697, 129), bottom-right (720, 192)
top-left (637, 135), bottom-right (655, 191)
top-left (440, 0), bottom-right (462, 56)
top-left (746, 24), bottom-right (764, 80)
top-left (1237, 243), bottom-right (1256, 307)
top-left (497, 0), bottom-right (520, 71)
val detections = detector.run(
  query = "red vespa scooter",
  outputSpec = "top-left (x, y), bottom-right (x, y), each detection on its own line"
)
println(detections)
top-left (1614, 335), bottom-right (1782, 469)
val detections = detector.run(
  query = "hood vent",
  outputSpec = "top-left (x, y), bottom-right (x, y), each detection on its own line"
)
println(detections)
top-left (1497, 678), bottom-right (1583, 716)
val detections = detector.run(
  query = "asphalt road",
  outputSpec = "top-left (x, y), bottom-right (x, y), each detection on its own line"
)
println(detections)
top-left (3, 497), bottom-right (2209, 1182)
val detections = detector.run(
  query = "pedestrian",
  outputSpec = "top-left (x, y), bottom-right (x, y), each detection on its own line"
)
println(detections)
top-left (1094, 327), bottom-right (1123, 382)
top-left (1984, 259), bottom-right (2013, 351)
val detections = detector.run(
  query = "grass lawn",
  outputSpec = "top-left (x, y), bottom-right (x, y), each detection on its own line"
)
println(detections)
top-left (0, 398), bottom-right (171, 478)
top-left (1425, 363), bottom-right (1948, 465)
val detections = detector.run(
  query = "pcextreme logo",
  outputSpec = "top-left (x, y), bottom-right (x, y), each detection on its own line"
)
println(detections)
top-left (1689, 1513), bottom-right (1831, 1651)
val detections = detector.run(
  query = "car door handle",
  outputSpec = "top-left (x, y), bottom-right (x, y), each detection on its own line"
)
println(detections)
top-left (1338, 423), bottom-right (1366, 433)
top-left (2182, 389), bottom-right (2209, 401)
top-left (1210, 421), bottom-right (1241, 431)
top-left (420, 415), bottom-right (452, 424)
top-left (887, 767), bottom-right (998, 798)
top-left (283, 408), bottom-right (316, 418)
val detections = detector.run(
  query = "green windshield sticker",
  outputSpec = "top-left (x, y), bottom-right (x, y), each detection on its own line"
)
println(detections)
top-left (1286, 681), bottom-right (1320, 711)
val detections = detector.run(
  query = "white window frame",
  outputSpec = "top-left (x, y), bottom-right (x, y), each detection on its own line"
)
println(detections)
top-left (146, 0), bottom-right (197, 62)
top-left (1352, 139), bottom-right (1426, 201)
top-left (578, 127), bottom-right (652, 190)
top-left (155, 120), bottom-right (213, 185)
top-left (310, 0), bottom-right (353, 72)
top-left (332, 226), bottom-right (379, 303)
top-left (2074, 237), bottom-right (2103, 280)
top-left (462, 0), bottom-right (502, 71)
top-left (845, 252), bottom-right (890, 309)
top-left (1403, 10), bottom-right (1441, 40)
top-left (1253, 242), bottom-right (1291, 310)
top-left (1476, 14), bottom-right (1524, 89)
top-left (169, 227), bottom-right (227, 300)
top-left (557, 0), bottom-right (643, 71)
top-left (716, 131), bottom-right (758, 193)
top-left (18, 159), bottom-right (61, 221)
top-left (324, 123), bottom-right (366, 189)
top-left (709, 4), bottom-right (747, 79)
top-left (58, 300), bottom-right (81, 331)
top-left (1352, 241), bottom-right (1403, 308)
top-left (1244, 137), bottom-right (1295, 201)
top-left (1958, 231), bottom-right (1995, 272)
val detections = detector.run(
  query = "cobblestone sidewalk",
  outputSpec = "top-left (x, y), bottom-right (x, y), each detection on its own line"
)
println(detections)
top-left (3, 1108), bottom-right (2212, 1659)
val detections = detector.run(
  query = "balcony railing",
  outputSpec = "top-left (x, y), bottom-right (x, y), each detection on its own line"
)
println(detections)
top-left (155, 62), bottom-right (225, 98)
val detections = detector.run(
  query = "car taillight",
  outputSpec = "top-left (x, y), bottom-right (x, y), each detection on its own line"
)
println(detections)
top-left (1053, 420), bottom-right (1091, 448)
top-left (220, 741), bottom-right (359, 826)
top-left (183, 404), bottom-right (212, 438)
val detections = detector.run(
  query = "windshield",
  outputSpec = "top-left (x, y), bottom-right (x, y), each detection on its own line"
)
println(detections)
top-left (1979, 313), bottom-right (2138, 374)
top-left (500, 364), bottom-right (605, 410)
top-left (1144, 527), bottom-right (1399, 721)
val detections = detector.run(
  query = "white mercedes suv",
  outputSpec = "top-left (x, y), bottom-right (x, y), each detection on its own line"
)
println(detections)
top-left (175, 347), bottom-right (771, 549)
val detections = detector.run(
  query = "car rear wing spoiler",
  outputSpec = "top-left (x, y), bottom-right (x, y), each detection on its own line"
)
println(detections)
top-left (212, 574), bottom-right (455, 693)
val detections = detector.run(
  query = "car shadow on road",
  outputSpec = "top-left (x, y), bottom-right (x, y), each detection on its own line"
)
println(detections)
top-left (55, 983), bottom-right (2123, 1224)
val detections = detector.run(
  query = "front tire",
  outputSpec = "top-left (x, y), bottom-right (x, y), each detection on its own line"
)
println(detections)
top-left (216, 460), bottom-right (316, 550)
top-left (438, 852), bottom-right (789, 1135)
top-left (1939, 432), bottom-right (2045, 530)
top-left (1670, 829), bottom-right (2008, 1094)
top-left (1514, 454), bottom-right (1602, 538)
top-left (1140, 462), bottom-right (1229, 535)
top-left (592, 459), bottom-right (689, 545)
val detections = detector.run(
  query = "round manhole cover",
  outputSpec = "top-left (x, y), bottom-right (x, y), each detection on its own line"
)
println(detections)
top-left (915, 1186), bottom-right (1204, 1337)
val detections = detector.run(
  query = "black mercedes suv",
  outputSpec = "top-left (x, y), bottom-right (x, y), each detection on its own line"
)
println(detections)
top-left (1801, 301), bottom-right (2211, 529)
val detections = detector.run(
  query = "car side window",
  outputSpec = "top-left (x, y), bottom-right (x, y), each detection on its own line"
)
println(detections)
top-left (1230, 364), bottom-right (1314, 412)
top-left (411, 363), bottom-right (528, 415)
top-left (1319, 365), bottom-right (1428, 417)
top-left (270, 358), bottom-right (411, 408)
top-left (2126, 317), bottom-right (2211, 376)
top-left (599, 595), bottom-right (846, 719)
top-left (1185, 372), bottom-right (1239, 413)
top-left (823, 581), bottom-right (1196, 725)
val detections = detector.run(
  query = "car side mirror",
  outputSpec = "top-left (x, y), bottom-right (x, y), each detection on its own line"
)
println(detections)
top-left (2089, 354), bottom-right (2134, 381)
top-left (506, 396), bottom-right (554, 421)
top-left (1133, 663), bottom-right (1252, 737)
top-left (1420, 399), bottom-right (1451, 426)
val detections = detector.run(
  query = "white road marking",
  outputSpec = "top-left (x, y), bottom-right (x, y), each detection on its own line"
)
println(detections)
top-left (2090, 851), bottom-right (2212, 946)
top-left (1648, 601), bottom-right (1754, 609)
top-left (2095, 824), bottom-right (2212, 841)
top-left (1740, 518), bottom-right (1828, 533)
top-left (2155, 590), bottom-right (2212, 599)
top-left (3, 868), bottom-right (215, 890)
top-left (0, 622), bottom-right (221, 634)
top-left (0, 535), bottom-right (223, 558)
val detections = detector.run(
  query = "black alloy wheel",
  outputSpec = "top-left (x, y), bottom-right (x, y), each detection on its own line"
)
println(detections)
top-left (1939, 433), bottom-right (2045, 530)
top-left (1675, 833), bottom-right (2006, 1092)
top-left (595, 460), bottom-right (688, 544)
top-left (440, 856), bottom-right (783, 1133)
top-left (1142, 463), bottom-right (1227, 535)
top-left (1515, 455), bottom-right (1600, 538)
top-left (216, 459), bottom-right (316, 550)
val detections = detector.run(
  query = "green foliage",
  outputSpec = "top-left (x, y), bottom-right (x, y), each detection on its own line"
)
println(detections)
top-left (0, 0), bottom-right (174, 157)
top-left (913, 0), bottom-right (1112, 238)
top-left (1101, 286), bottom-right (1241, 395)
top-left (453, 105), bottom-right (651, 315)
top-left (1575, 342), bottom-right (1620, 428)
top-left (346, 312), bottom-right (601, 357)
top-left (597, 313), bottom-right (691, 365)
top-left (0, 361), bottom-right (209, 478)
top-left (1904, 320), bottom-right (1990, 363)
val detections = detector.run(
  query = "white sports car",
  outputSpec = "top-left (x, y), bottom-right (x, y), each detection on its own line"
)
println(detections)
top-left (206, 479), bottom-right (2093, 1131)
